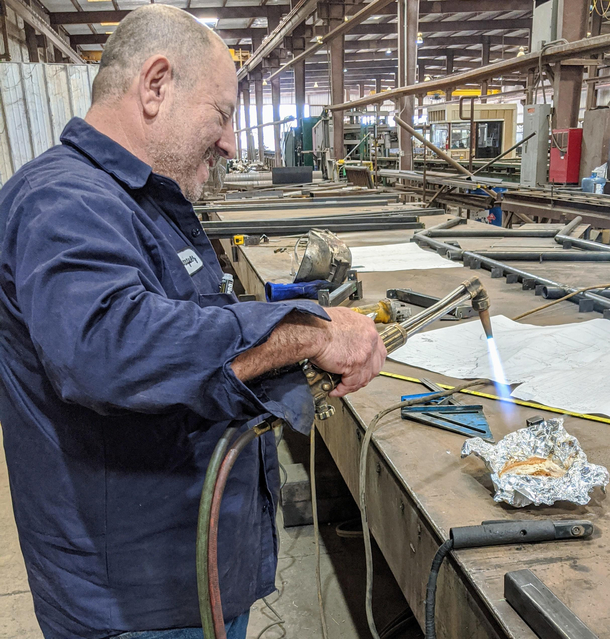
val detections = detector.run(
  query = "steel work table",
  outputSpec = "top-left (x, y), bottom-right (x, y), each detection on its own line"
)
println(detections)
top-left (210, 205), bottom-right (610, 638)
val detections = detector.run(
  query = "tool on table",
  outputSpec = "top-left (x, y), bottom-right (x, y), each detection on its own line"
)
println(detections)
top-left (265, 279), bottom-right (334, 302)
top-left (387, 288), bottom-right (477, 321)
top-left (400, 383), bottom-right (494, 442)
top-left (505, 569), bottom-right (599, 639)
top-left (266, 230), bottom-right (363, 306)
top-left (351, 297), bottom-right (411, 323)
top-left (425, 519), bottom-right (594, 639)
top-left (400, 376), bottom-right (493, 441)
top-left (304, 276), bottom-right (492, 420)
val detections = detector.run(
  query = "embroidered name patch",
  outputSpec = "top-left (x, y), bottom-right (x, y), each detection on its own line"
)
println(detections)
top-left (177, 248), bottom-right (204, 276)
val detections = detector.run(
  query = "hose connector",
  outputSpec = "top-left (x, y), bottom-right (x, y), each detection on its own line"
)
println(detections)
top-left (462, 277), bottom-right (493, 339)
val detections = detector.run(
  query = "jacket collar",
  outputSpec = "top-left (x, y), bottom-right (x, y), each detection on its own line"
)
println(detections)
top-left (60, 117), bottom-right (152, 190)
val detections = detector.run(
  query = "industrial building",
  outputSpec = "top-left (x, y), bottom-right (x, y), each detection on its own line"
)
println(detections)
top-left (2, 1), bottom-right (610, 638)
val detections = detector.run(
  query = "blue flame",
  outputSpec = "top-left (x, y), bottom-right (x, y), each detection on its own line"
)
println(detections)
top-left (486, 337), bottom-right (516, 416)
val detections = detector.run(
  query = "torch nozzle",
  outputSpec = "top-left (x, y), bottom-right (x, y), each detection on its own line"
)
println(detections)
top-left (479, 308), bottom-right (493, 340)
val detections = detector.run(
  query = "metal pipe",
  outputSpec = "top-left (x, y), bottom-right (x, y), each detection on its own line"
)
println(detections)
top-left (428, 229), bottom-right (559, 238)
top-left (413, 229), bottom-right (610, 313)
top-left (554, 215), bottom-right (610, 253)
top-left (328, 34), bottom-right (610, 111)
top-left (234, 115), bottom-right (295, 135)
top-left (405, 292), bottom-right (473, 337)
top-left (472, 131), bottom-right (536, 175)
top-left (394, 114), bottom-right (497, 199)
top-left (474, 251), bottom-right (610, 262)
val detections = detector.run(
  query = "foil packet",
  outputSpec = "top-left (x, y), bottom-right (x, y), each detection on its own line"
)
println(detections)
top-left (461, 418), bottom-right (609, 508)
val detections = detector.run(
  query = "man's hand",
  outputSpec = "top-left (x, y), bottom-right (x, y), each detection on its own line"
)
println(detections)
top-left (231, 307), bottom-right (387, 397)
top-left (308, 307), bottom-right (387, 397)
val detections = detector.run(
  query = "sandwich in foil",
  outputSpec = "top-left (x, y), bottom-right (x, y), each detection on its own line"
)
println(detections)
top-left (461, 418), bottom-right (609, 507)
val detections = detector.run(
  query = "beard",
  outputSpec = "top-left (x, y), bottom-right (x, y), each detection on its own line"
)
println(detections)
top-left (147, 121), bottom-right (222, 203)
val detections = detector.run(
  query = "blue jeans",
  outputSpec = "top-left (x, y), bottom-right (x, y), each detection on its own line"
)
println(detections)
top-left (112, 611), bottom-right (250, 639)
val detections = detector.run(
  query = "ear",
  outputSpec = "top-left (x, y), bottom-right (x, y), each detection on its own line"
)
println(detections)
top-left (138, 55), bottom-right (173, 119)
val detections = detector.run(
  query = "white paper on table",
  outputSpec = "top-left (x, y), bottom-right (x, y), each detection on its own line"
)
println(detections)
top-left (349, 242), bottom-right (462, 272)
top-left (389, 315), bottom-right (610, 416)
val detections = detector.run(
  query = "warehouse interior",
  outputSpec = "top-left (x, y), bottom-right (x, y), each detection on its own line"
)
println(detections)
top-left (3, 0), bottom-right (610, 638)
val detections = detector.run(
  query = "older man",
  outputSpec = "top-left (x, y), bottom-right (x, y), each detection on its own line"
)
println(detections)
top-left (0, 5), bottom-right (386, 639)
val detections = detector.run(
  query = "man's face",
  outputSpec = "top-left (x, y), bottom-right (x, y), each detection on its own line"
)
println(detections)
top-left (147, 46), bottom-right (237, 202)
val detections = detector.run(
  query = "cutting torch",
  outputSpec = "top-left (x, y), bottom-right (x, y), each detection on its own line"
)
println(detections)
top-left (303, 275), bottom-right (492, 420)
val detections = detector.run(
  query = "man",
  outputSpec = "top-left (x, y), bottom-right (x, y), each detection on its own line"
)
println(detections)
top-left (0, 5), bottom-right (386, 639)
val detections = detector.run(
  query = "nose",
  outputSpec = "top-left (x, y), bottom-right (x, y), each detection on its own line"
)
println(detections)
top-left (215, 119), bottom-right (236, 160)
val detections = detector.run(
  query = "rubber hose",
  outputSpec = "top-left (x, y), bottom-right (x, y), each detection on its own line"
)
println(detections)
top-left (208, 428), bottom-right (260, 639)
top-left (425, 539), bottom-right (454, 639)
top-left (197, 425), bottom-right (239, 638)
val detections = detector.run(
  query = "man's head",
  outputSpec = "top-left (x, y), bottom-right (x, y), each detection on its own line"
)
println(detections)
top-left (89, 4), bottom-right (237, 201)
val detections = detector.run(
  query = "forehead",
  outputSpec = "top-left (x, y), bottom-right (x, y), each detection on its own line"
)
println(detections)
top-left (204, 46), bottom-right (238, 107)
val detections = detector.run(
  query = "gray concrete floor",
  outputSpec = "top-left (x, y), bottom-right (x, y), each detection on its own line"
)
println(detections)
top-left (0, 428), bottom-right (421, 639)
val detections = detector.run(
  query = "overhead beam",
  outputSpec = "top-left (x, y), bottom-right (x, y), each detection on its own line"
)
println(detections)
top-left (348, 19), bottom-right (531, 34)
top-left (344, 35), bottom-right (529, 48)
top-left (329, 33), bottom-right (610, 110)
top-left (4, 0), bottom-right (82, 64)
top-left (350, 0), bottom-right (532, 14)
top-left (237, 0), bottom-right (319, 81)
top-left (268, 0), bottom-right (397, 80)
top-left (50, 5), bottom-right (279, 25)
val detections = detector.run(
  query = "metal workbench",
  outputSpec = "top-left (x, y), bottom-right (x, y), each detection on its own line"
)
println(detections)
top-left (209, 204), bottom-right (610, 638)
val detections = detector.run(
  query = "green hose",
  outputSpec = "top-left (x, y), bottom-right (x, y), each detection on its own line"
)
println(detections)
top-left (197, 425), bottom-right (238, 638)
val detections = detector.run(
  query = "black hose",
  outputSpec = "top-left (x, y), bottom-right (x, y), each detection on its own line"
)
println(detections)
top-left (425, 539), bottom-right (454, 639)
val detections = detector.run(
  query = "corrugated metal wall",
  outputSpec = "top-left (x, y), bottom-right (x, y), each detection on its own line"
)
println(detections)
top-left (0, 62), bottom-right (98, 185)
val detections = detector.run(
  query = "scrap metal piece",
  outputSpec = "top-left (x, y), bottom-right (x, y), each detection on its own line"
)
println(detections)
top-left (505, 569), bottom-right (599, 639)
top-left (318, 271), bottom-right (363, 307)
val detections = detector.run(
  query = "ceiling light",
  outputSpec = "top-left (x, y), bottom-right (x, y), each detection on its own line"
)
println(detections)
top-left (197, 17), bottom-right (218, 27)
top-left (314, 81), bottom-right (319, 88)
top-left (344, 16), bottom-right (349, 21)
top-left (343, 68), bottom-right (347, 72)
top-left (100, 22), bottom-right (119, 26)
top-left (416, 32), bottom-right (423, 45)
top-left (424, 74), bottom-right (431, 82)
top-left (262, 79), bottom-right (268, 86)
top-left (316, 35), bottom-right (323, 44)
top-left (517, 46), bottom-right (526, 57)
top-left (386, 48), bottom-right (392, 55)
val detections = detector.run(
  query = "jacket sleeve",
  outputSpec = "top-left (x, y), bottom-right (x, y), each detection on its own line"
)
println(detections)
top-left (7, 180), bottom-right (329, 423)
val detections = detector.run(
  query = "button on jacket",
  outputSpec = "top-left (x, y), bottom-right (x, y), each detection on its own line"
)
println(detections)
top-left (0, 118), bottom-right (327, 638)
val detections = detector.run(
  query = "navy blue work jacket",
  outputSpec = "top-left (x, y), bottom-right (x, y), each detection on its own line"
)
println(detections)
top-left (0, 118), bottom-right (328, 638)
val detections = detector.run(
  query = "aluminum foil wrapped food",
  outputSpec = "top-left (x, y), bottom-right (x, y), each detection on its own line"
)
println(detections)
top-left (461, 418), bottom-right (609, 507)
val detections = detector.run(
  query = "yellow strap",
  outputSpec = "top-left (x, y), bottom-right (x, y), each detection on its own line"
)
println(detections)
top-left (378, 371), bottom-right (610, 425)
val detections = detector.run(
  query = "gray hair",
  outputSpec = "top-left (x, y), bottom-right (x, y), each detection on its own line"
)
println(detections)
top-left (92, 4), bottom-right (220, 103)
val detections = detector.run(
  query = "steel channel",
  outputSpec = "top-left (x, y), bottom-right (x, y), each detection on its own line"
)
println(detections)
top-left (204, 214), bottom-right (421, 229)
top-left (203, 221), bottom-right (424, 238)
top-left (406, 292), bottom-right (473, 338)
top-left (413, 231), bottom-right (610, 313)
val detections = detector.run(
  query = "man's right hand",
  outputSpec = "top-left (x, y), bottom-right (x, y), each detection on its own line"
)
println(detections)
top-left (231, 307), bottom-right (387, 397)
top-left (308, 307), bottom-right (387, 397)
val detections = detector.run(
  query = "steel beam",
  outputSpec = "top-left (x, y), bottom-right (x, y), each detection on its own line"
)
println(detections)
top-left (50, 6), bottom-right (276, 25)
top-left (554, 0), bottom-right (588, 129)
top-left (329, 34), bottom-right (610, 111)
top-left (4, 0), bottom-right (82, 64)
top-left (349, 0), bottom-right (531, 13)
top-left (237, 0), bottom-right (319, 81)
top-left (268, 0), bottom-right (397, 80)
top-left (241, 82), bottom-right (255, 162)
top-left (253, 76), bottom-right (265, 163)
